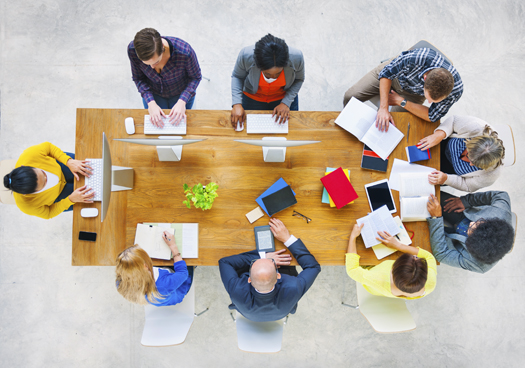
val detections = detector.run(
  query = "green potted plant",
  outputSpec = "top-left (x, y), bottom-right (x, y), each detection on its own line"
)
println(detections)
top-left (182, 182), bottom-right (219, 210)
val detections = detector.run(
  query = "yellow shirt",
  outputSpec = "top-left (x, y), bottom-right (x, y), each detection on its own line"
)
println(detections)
top-left (345, 248), bottom-right (437, 300)
top-left (14, 142), bottom-right (74, 219)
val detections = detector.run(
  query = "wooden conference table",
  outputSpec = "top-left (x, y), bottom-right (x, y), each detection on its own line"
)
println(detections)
top-left (72, 109), bottom-right (440, 266)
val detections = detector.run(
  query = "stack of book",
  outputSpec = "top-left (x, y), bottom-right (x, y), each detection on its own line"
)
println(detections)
top-left (320, 167), bottom-right (358, 209)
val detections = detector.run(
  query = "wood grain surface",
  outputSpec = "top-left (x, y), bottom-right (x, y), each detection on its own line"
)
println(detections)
top-left (73, 109), bottom-right (440, 266)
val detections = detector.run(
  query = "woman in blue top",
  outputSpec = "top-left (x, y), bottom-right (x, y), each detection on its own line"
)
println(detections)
top-left (115, 231), bottom-right (193, 306)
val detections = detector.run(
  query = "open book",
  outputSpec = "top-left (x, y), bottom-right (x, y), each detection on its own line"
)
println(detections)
top-left (135, 223), bottom-right (199, 260)
top-left (335, 97), bottom-right (404, 160)
top-left (356, 205), bottom-right (400, 248)
top-left (371, 216), bottom-right (412, 259)
top-left (399, 173), bottom-right (435, 222)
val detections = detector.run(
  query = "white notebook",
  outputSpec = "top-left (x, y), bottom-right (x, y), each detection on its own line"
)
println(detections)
top-left (335, 97), bottom-right (404, 160)
top-left (136, 223), bottom-right (199, 259)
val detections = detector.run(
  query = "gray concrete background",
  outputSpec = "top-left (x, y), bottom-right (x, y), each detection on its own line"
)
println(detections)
top-left (1, 0), bottom-right (524, 367)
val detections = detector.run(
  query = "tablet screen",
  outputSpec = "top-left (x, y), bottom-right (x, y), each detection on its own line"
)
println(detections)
top-left (365, 181), bottom-right (395, 212)
top-left (257, 230), bottom-right (273, 250)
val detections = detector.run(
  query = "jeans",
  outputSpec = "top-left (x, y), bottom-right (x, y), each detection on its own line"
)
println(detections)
top-left (142, 94), bottom-right (195, 110)
top-left (54, 152), bottom-right (75, 212)
top-left (241, 94), bottom-right (299, 111)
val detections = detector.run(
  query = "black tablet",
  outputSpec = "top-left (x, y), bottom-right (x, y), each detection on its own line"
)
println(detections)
top-left (254, 225), bottom-right (275, 253)
top-left (364, 179), bottom-right (396, 214)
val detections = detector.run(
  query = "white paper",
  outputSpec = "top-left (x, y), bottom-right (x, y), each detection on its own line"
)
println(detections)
top-left (389, 159), bottom-right (436, 191)
top-left (335, 97), bottom-right (377, 140)
top-left (182, 223), bottom-right (199, 258)
top-left (356, 205), bottom-right (400, 248)
top-left (399, 173), bottom-right (435, 197)
top-left (401, 197), bottom-right (431, 222)
top-left (134, 224), bottom-right (173, 260)
top-left (393, 216), bottom-right (412, 245)
top-left (361, 124), bottom-right (404, 160)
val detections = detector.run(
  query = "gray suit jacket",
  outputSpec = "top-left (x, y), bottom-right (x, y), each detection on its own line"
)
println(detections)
top-left (231, 45), bottom-right (305, 107)
top-left (427, 191), bottom-right (512, 273)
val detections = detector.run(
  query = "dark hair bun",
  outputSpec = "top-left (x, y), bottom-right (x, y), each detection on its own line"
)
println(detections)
top-left (3, 174), bottom-right (11, 190)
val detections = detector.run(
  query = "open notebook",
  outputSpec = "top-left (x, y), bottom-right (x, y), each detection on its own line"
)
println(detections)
top-left (135, 223), bottom-right (199, 260)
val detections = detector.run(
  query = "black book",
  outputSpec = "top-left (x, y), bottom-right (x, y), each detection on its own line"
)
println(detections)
top-left (261, 185), bottom-right (297, 217)
top-left (361, 144), bottom-right (388, 172)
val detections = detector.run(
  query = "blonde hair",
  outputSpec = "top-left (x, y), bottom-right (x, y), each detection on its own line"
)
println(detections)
top-left (466, 125), bottom-right (505, 170)
top-left (115, 245), bottom-right (164, 305)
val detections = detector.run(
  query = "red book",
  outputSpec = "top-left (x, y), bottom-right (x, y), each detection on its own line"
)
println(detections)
top-left (320, 167), bottom-right (359, 209)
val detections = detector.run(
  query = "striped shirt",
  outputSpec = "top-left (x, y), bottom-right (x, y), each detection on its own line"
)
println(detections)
top-left (378, 48), bottom-right (463, 122)
top-left (128, 36), bottom-right (202, 104)
top-left (446, 138), bottom-right (480, 176)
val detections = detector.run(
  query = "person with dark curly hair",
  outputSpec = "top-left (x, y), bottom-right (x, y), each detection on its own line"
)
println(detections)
top-left (426, 191), bottom-right (514, 273)
top-left (230, 34), bottom-right (304, 127)
top-left (345, 223), bottom-right (437, 299)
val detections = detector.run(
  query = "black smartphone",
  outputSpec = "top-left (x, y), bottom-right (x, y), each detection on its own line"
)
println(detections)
top-left (79, 231), bottom-right (97, 242)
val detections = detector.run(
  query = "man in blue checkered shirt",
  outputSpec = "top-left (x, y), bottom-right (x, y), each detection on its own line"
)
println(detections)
top-left (343, 48), bottom-right (463, 132)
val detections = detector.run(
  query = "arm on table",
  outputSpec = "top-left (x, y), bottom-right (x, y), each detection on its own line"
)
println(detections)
top-left (218, 250), bottom-right (259, 295)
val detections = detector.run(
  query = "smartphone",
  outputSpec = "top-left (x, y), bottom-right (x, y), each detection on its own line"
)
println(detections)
top-left (79, 231), bottom-right (97, 242)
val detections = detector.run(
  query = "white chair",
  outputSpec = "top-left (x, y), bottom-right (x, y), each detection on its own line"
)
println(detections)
top-left (491, 123), bottom-right (516, 167)
top-left (230, 311), bottom-right (287, 353)
top-left (141, 281), bottom-right (208, 346)
top-left (342, 278), bottom-right (416, 333)
top-left (0, 159), bottom-right (17, 205)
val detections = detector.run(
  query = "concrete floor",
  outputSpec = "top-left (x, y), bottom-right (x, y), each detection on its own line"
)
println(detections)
top-left (1, 0), bottom-right (524, 367)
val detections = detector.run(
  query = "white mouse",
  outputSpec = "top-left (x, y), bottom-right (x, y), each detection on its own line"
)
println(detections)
top-left (235, 121), bottom-right (244, 132)
top-left (125, 117), bottom-right (135, 134)
top-left (81, 208), bottom-right (99, 218)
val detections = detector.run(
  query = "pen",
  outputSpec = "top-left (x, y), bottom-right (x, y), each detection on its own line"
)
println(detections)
top-left (406, 122), bottom-right (410, 143)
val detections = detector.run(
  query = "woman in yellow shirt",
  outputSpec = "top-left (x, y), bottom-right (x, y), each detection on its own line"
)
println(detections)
top-left (345, 224), bottom-right (437, 299)
top-left (3, 142), bottom-right (95, 219)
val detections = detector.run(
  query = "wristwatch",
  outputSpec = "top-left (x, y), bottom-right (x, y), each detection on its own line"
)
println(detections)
top-left (400, 99), bottom-right (407, 108)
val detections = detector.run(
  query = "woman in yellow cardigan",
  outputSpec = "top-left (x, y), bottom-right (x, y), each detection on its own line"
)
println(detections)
top-left (3, 142), bottom-right (95, 219)
top-left (346, 223), bottom-right (437, 299)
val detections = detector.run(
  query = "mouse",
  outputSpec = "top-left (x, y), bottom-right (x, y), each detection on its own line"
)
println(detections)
top-left (125, 117), bottom-right (135, 134)
top-left (81, 208), bottom-right (99, 218)
top-left (235, 121), bottom-right (244, 132)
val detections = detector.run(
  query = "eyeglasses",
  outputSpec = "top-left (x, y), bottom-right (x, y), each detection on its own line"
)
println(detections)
top-left (249, 258), bottom-right (277, 276)
top-left (293, 210), bottom-right (312, 224)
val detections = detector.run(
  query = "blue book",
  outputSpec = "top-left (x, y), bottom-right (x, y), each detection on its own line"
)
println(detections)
top-left (406, 145), bottom-right (431, 163)
top-left (256, 178), bottom-right (296, 216)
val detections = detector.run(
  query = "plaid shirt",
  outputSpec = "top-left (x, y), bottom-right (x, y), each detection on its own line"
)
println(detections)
top-left (378, 48), bottom-right (463, 122)
top-left (128, 36), bottom-right (202, 104)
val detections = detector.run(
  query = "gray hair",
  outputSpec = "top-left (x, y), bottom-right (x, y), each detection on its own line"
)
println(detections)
top-left (466, 125), bottom-right (505, 170)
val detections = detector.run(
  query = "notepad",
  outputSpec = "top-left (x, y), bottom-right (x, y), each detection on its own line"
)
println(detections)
top-left (335, 97), bottom-right (404, 160)
top-left (140, 223), bottom-right (199, 258)
top-left (320, 167), bottom-right (358, 209)
top-left (406, 145), bottom-right (431, 163)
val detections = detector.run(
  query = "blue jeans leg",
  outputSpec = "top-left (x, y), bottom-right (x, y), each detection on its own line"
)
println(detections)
top-left (54, 152), bottom-right (75, 212)
top-left (142, 94), bottom-right (196, 110)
